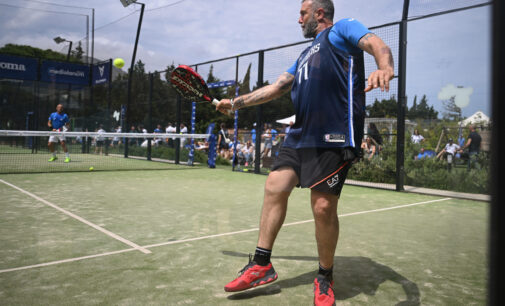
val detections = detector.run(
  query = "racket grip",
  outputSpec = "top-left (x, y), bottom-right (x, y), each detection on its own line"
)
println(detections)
top-left (212, 99), bottom-right (233, 115)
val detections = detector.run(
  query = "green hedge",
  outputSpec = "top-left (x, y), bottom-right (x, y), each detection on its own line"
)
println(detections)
top-left (348, 143), bottom-right (489, 194)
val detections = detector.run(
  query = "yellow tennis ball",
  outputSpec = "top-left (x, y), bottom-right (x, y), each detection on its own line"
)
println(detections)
top-left (113, 58), bottom-right (125, 68)
top-left (89, 166), bottom-right (94, 171)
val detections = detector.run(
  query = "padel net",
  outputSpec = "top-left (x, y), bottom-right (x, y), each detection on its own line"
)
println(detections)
top-left (0, 130), bottom-right (215, 174)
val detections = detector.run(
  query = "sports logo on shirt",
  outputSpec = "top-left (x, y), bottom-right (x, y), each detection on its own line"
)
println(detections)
top-left (324, 134), bottom-right (345, 143)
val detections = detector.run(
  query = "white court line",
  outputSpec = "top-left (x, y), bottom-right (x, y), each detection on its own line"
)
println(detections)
top-left (143, 227), bottom-right (260, 249)
top-left (0, 248), bottom-right (136, 273)
top-left (0, 179), bottom-right (151, 254)
top-left (281, 197), bottom-right (453, 227)
top-left (0, 196), bottom-right (452, 273)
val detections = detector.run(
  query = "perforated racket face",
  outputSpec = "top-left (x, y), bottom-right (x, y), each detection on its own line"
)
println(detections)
top-left (170, 65), bottom-right (212, 102)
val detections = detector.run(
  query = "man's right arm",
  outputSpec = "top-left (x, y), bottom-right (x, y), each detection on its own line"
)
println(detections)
top-left (463, 138), bottom-right (472, 150)
top-left (216, 72), bottom-right (294, 114)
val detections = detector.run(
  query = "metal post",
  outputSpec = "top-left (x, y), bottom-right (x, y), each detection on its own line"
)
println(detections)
top-left (107, 59), bottom-right (113, 131)
top-left (232, 56), bottom-right (240, 171)
top-left (65, 41), bottom-right (72, 106)
top-left (124, 2), bottom-right (145, 158)
top-left (147, 72), bottom-right (153, 161)
top-left (66, 41), bottom-right (72, 61)
top-left (85, 15), bottom-right (89, 64)
top-left (489, 0), bottom-right (505, 303)
top-left (91, 9), bottom-right (95, 65)
top-left (105, 59), bottom-right (112, 156)
top-left (396, 0), bottom-right (409, 191)
top-left (254, 50), bottom-right (264, 174)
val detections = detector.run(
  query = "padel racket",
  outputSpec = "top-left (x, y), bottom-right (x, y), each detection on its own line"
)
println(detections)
top-left (169, 65), bottom-right (231, 114)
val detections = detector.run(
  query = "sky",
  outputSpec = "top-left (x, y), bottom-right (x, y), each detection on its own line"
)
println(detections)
top-left (0, 0), bottom-right (492, 118)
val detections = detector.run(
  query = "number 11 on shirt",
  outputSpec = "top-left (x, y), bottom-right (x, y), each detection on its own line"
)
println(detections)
top-left (297, 62), bottom-right (309, 83)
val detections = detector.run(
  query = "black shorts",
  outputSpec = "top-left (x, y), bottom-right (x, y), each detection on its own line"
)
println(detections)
top-left (271, 146), bottom-right (355, 196)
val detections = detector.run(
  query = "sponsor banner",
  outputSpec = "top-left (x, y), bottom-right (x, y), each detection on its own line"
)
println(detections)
top-left (0, 54), bottom-right (38, 81)
top-left (207, 80), bottom-right (235, 88)
top-left (40, 60), bottom-right (90, 85)
top-left (92, 61), bottom-right (111, 85)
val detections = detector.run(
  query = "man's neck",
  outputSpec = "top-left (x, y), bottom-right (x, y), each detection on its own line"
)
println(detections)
top-left (315, 21), bottom-right (333, 36)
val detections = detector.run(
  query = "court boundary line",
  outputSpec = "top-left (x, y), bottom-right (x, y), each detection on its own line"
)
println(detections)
top-left (0, 196), bottom-right (451, 274)
top-left (0, 179), bottom-right (151, 254)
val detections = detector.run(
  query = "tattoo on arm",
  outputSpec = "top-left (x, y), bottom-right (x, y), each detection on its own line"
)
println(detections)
top-left (275, 72), bottom-right (294, 92)
top-left (233, 97), bottom-right (245, 109)
top-left (358, 33), bottom-right (376, 49)
top-left (234, 72), bottom-right (293, 109)
top-left (381, 47), bottom-right (394, 69)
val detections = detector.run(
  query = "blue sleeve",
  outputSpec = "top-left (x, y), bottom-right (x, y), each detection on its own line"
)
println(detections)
top-left (63, 114), bottom-right (69, 124)
top-left (48, 113), bottom-right (53, 121)
top-left (286, 60), bottom-right (298, 76)
top-left (329, 18), bottom-right (371, 54)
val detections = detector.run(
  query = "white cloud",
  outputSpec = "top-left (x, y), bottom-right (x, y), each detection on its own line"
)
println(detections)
top-left (438, 84), bottom-right (474, 108)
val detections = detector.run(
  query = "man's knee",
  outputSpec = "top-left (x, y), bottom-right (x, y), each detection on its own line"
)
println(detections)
top-left (312, 195), bottom-right (338, 220)
top-left (264, 178), bottom-right (292, 198)
top-left (264, 168), bottom-right (298, 196)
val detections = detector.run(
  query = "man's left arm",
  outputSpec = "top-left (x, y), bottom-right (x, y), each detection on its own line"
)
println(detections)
top-left (64, 114), bottom-right (70, 130)
top-left (357, 33), bottom-right (395, 92)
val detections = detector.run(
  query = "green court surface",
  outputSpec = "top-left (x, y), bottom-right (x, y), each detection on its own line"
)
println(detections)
top-left (0, 167), bottom-right (488, 305)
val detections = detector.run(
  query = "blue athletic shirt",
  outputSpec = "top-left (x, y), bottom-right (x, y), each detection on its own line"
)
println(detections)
top-left (48, 112), bottom-right (69, 130)
top-left (284, 18), bottom-right (370, 150)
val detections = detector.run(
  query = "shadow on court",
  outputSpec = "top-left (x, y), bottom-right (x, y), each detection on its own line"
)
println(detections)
top-left (222, 251), bottom-right (420, 305)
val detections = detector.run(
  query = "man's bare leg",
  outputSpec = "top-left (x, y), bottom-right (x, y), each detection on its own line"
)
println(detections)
top-left (61, 141), bottom-right (68, 153)
top-left (61, 141), bottom-right (70, 161)
top-left (224, 167), bottom-right (298, 292)
top-left (48, 142), bottom-right (58, 161)
top-left (257, 167), bottom-right (299, 250)
top-left (311, 189), bottom-right (340, 270)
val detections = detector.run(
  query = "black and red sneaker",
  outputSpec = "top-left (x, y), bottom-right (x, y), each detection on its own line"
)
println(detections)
top-left (314, 275), bottom-right (335, 306)
top-left (224, 255), bottom-right (278, 292)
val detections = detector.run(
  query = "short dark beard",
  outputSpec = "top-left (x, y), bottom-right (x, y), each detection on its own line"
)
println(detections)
top-left (302, 13), bottom-right (318, 38)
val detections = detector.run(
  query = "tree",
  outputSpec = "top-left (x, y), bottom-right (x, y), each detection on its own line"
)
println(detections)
top-left (366, 96), bottom-right (398, 118)
top-left (238, 63), bottom-right (252, 96)
top-left (442, 96), bottom-right (462, 121)
top-left (407, 95), bottom-right (438, 120)
top-left (0, 43), bottom-right (84, 63)
top-left (72, 41), bottom-right (84, 61)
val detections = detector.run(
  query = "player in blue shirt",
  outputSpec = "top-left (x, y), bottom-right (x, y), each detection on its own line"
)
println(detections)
top-left (218, 1), bottom-right (394, 304)
top-left (48, 104), bottom-right (70, 162)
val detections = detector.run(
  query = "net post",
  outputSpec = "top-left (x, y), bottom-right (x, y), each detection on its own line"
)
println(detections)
top-left (188, 101), bottom-right (196, 166)
top-left (254, 50), bottom-right (264, 174)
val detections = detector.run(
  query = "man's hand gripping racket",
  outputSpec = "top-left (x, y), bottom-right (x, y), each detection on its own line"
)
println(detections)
top-left (169, 65), bottom-right (232, 115)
